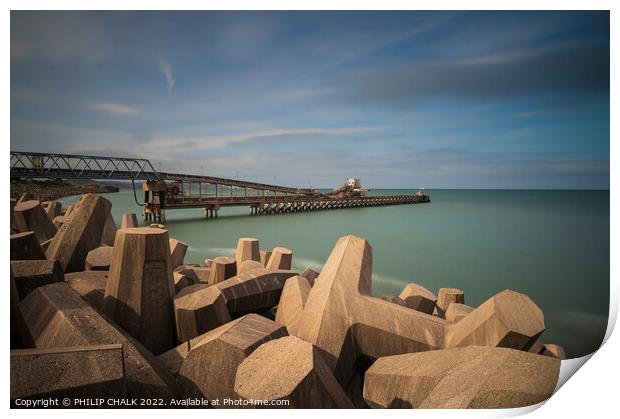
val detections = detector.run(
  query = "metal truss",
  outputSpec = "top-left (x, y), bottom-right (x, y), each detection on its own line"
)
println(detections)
top-left (10, 151), bottom-right (161, 181)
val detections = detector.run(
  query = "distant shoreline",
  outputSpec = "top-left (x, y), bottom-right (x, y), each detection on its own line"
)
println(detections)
top-left (10, 179), bottom-right (119, 202)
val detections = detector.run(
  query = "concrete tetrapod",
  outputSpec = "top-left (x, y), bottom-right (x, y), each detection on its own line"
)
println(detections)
top-left (363, 346), bottom-right (560, 408)
top-left (46, 194), bottom-right (112, 273)
top-left (19, 283), bottom-right (177, 398)
top-left (239, 260), bottom-right (264, 274)
top-left (85, 246), bottom-right (113, 271)
top-left (65, 270), bottom-right (109, 310)
top-left (169, 238), bottom-right (189, 269)
top-left (10, 259), bottom-right (64, 300)
top-left (259, 250), bottom-right (272, 267)
top-left (294, 236), bottom-right (546, 389)
top-left (399, 283), bottom-right (437, 314)
top-left (266, 247), bottom-right (293, 270)
top-left (10, 231), bottom-right (46, 261)
top-left (11, 344), bottom-right (126, 401)
top-left (234, 336), bottom-right (354, 408)
top-left (101, 210), bottom-right (117, 246)
top-left (121, 213), bottom-right (139, 229)
top-left (300, 267), bottom-right (320, 286)
top-left (436, 287), bottom-right (465, 318)
top-left (13, 200), bottom-right (57, 243)
top-left (235, 237), bottom-right (260, 264)
top-left (44, 201), bottom-right (62, 220)
top-left (103, 227), bottom-right (175, 355)
top-left (177, 314), bottom-right (287, 403)
top-left (445, 302), bottom-right (474, 322)
top-left (174, 285), bottom-right (232, 342)
top-left (275, 275), bottom-right (311, 335)
top-left (208, 256), bottom-right (237, 285)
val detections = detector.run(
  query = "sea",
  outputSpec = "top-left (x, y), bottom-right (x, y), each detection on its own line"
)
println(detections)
top-left (60, 188), bottom-right (609, 358)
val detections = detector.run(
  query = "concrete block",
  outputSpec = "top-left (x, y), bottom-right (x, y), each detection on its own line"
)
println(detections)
top-left (235, 237), bottom-right (260, 264)
top-left (235, 336), bottom-right (354, 408)
top-left (11, 345), bottom-right (125, 400)
top-left (101, 210), bottom-right (117, 246)
top-left (436, 288), bottom-right (465, 318)
top-left (379, 295), bottom-right (407, 306)
top-left (103, 227), bottom-right (175, 355)
top-left (294, 236), bottom-right (546, 390)
top-left (157, 342), bottom-right (189, 377)
top-left (85, 246), bottom-right (113, 271)
top-left (445, 302), bottom-right (474, 322)
top-left (208, 256), bottom-right (237, 285)
top-left (203, 258), bottom-right (213, 267)
top-left (65, 270), bottom-right (109, 310)
top-left (173, 272), bottom-right (195, 294)
top-left (177, 314), bottom-right (287, 402)
top-left (174, 285), bottom-right (231, 342)
top-left (363, 346), bottom-right (560, 408)
top-left (19, 283), bottom-right (177, 398)
top-left (217, 268), bottom-right (298, 316)
top-left (46, 194), bottom-right (112, 273)
top-left (266, 246), bottom-right (293, 270)
top-left (17, 192), bottom-right (32, 203)
top-left (169, 238), bottom-right (188, 269)
top-left (300, 266), bottom-right (320, 286)
top-left (238, 259), bottom-right (264, 274)
top-left (399, 283), bottom-right (437, 314)
top-left (275, 275), bottom-right (311, 335)
top-left (542, 344), bottom-right (566, 360)
top-left (121, 213), bottom-right (139, 229)
top-left (53, 215), bottom-right (65, 228)
top-left (14, 200), bottom-right (57, 243)
top-left (44, 201), bottom-right (62, 220)
top-left (10, 231), bottom-right (46, 260)
top-left (10, 260), bottom-right (64, 300)
top-left (259, 250), bottom-right (272, 267)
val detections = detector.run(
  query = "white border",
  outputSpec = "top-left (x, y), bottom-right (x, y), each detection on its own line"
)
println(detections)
top-left (3, 2), bottom-right (617, 418)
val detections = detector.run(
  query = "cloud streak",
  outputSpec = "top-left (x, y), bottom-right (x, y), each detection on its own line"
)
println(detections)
top-left (159, 57), bottom-right (175, 100)
top-left (90, 101), bottom-right (139, 115)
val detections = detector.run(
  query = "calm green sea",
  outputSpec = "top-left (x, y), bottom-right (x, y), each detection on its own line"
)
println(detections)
top-left (60, 189), bottom-right (609, 358)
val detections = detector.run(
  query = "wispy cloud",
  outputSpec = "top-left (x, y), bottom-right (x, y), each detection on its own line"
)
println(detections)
top-left (159, 57), bottom-right (175, 100)
top-left (90, 101), bottom-right (139, 115)
top-left (149, 125), bottom-right (387, 151)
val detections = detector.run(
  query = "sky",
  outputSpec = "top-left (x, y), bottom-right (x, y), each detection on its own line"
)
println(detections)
top-left (10, 11), bottom-right (610, 189)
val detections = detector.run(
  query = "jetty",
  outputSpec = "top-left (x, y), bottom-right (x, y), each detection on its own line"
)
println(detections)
top-left (10, 151), bottom-right (430, 222)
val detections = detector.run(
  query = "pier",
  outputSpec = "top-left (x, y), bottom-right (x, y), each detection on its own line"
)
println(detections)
top-left (10, 151), bottom-right (430, 222)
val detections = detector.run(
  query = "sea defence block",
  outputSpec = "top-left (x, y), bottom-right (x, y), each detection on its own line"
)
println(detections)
top-left (65, 270), bottom-right (109, 310)
top-left (300, 267), bottom-right (320, 286)
top-left (46, 194), bottom-right (112, 273)
top-left (10, 231), bottom-right (46, 260)
top-left (18, 192), bottom-right (32, 203)
top-left (10, 260), bottom-right (64, 300)
top-left (101, 211), bottom-right (117, 246)
top-left (103, 227), bottom-right (175, 355)
top-left (53, 215), bottom-right (65, 229)
top-left (399, 283), bottom-right (437, 314)
top-left (542, 344), bottom-right (566, 360)
top-left (259, 250), bottom-right (272, 267)
top-left (85, 246), bottom-right (113, 271)
top-left (238, 260), bottom-right (264, 274)
top-left (436, 287), bottom-right (465, 318)
top-left (275, 275), bottom-right (311, 335)
top-left (169, 238), bottom-right (189, 269)
top-left (235, 336), bottom-right (354, 408)
top-left (19, 283), bottom-right (177, 398)
top-left (203, 258), bottom-right (213, 267)
top-left (363, 346), bottom-right (560, 408)
top-left (208, 256), bottom-right (237, 285)
top-left (218, 268), bottom-right (298, 316)
top-left (235, 237), bottom-right (260, 264)
top-left (14, 200), bottom-right (57, 243)
top-left (157, 342), bottom-right (189, 377)
top-left (174, 285), bottom-right (231, 342)
top-left (294, 236), bottom-right (546, 388)
top-left (177, 314), bottom-right (287, 402)
top-left (173, 272), bottom-right (195, 294)
top-left (44, 201), bottom-right (62, 220)
top-left (266, 247), bottom-right (293, 270)
top-left (121, 213), bottom-right (139, 229)
top-left (11, 344), bottom-right (125, 401)
top-left (379, 295), bottom-right (407, 306)
top-left (445, 303), bottom-right (474, 322)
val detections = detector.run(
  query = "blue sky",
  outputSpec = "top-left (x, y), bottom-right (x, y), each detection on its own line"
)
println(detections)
top-left (10, 11), bottom-right (609, 189)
